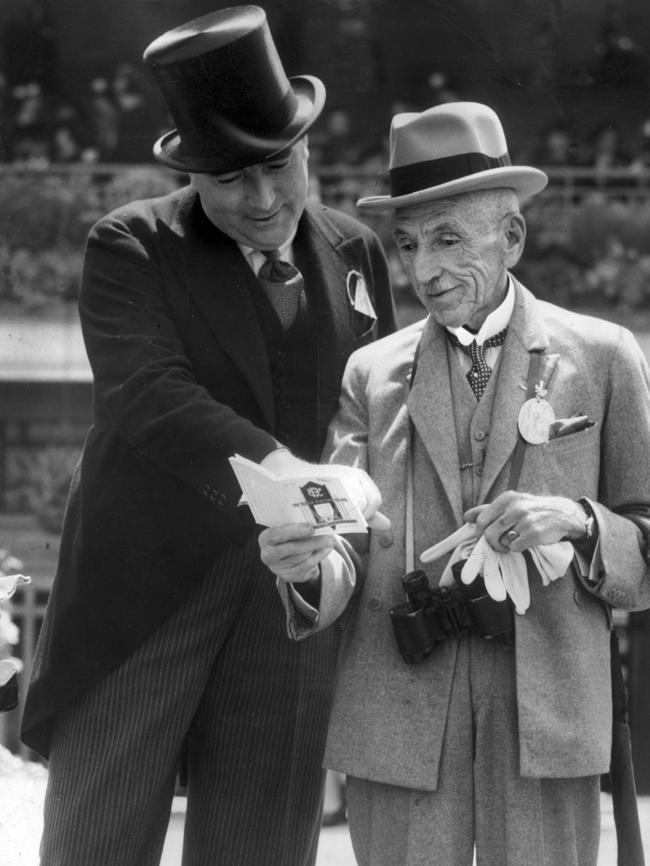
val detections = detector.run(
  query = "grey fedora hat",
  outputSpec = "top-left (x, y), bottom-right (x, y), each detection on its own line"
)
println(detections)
top-left (357, 102), bottom-right (548, 210)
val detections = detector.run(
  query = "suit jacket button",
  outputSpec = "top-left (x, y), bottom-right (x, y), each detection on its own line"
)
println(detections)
top-left (378, 532), bottom-right (393, 548)
top-left (368, 597), bottom-right (382, 611)
top-left (217, 493), bottom-right (227, 507)
top-left (573, 589), bottom-right (584, 605)
top-left (474, 430), bottom-right (487, 441)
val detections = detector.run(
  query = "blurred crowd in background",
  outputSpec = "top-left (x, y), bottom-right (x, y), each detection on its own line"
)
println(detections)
top-left (0, 64), bottom-right (161, 166)
top-left (2, 61), bottom-right (650, 184)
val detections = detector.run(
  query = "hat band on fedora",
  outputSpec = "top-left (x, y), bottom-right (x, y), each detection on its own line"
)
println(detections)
top-left (390, 151), bottom-right (512, 197)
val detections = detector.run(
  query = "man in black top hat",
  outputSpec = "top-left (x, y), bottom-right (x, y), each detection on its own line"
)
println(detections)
top-left (21, 7), bottom-right (395, 865)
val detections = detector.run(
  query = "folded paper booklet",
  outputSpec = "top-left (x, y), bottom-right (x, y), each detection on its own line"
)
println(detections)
top-left (228, 454), bottom-right (368, 534)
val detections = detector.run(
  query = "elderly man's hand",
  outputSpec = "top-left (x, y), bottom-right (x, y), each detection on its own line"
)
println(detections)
top-left (259, 524), bottom-right (336, 584)
top-left (464, 491), bottom-right (589, 554)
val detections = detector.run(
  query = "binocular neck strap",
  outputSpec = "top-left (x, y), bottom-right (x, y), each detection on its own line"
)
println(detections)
top-left (405, 348), bottom-right (543, 575)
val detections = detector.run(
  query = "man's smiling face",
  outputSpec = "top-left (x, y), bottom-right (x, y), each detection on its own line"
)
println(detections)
top-left (191, 138), bottom-right (309, 250)
top-left (392, 189), bottom-right (525, 330)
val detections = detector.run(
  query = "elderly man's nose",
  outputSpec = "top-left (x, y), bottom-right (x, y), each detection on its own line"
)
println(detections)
top-left (413, 249), bottom-right (441, 283)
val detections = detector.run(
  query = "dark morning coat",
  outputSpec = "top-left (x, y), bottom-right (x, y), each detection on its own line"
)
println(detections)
top-left (21, 186), bottom-right (395, 757)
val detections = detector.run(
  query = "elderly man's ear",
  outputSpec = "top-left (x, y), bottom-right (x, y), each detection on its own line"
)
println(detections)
top-left (503, 212), bottom-right (527, 270)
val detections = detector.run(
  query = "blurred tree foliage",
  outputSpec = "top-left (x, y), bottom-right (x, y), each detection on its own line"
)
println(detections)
top-left (0, 167), bottom-right (179, 314)
top-left (1, 167), bottom-right (650, 316)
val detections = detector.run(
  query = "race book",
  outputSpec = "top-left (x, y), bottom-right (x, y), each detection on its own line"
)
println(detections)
top-left (228, 454), bottom-right (368, 534)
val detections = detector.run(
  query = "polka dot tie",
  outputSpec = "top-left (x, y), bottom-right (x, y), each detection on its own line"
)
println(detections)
top-left (257, 250), bottom-right (304, 330)
top-left (447, 327), bottom-right (508, 399)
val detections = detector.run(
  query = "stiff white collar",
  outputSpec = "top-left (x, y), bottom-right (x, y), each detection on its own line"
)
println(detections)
top-left (446, 277), bottom-right (515, 346)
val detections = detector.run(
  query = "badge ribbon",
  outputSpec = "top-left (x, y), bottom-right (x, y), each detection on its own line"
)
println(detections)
top-left (517, 354), bottom-right (558, 445)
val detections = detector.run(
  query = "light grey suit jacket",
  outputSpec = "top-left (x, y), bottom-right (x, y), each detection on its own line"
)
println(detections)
top-left (282, 278), bottom-right (650, 791)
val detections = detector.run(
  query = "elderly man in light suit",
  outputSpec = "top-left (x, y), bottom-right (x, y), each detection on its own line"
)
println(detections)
top-left (260, 102), bottom-right (650, 866)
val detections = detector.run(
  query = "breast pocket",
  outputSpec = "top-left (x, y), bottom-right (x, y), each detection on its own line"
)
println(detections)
top-left (519, 423), bottom-right (601, 498)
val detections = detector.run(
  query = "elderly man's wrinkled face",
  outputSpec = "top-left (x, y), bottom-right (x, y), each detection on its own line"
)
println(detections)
top-left (191, 139), bottom-right (309, 250)
top-left (393, 191), bottom-right (525, 330)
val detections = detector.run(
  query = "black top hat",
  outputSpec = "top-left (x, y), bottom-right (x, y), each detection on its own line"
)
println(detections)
top-left (143, 5), bottom-right (326, 173)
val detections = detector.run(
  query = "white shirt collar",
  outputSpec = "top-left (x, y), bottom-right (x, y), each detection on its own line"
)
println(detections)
top-left (446, 277), bottom-right (515, 346)
top-left (239, 231), bottom-right (296, 275)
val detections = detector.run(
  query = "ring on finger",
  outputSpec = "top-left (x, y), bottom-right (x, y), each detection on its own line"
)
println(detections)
top-left (501, 528), bottom-right (520, 546)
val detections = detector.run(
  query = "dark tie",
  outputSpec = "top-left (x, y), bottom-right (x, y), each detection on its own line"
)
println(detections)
top-left (447, 327), bottom-right (508, 399)
top-left (257, 250), bottom-right (304, 330)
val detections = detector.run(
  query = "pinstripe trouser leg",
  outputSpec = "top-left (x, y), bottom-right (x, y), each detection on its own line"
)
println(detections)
top-left (40, 538), bottom-right (339, 866)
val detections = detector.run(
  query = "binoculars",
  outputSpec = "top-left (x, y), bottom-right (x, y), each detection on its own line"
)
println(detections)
top-left (389, 563), bottom-right (514, 664)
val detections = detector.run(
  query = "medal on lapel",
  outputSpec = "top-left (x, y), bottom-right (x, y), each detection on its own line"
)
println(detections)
top-left (517, 380), bottom-right (555, 444)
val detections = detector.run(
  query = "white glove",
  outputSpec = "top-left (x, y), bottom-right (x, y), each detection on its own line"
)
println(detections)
top-left (0, 573), bottom-right (30, 601)
top-left (422, 524), bottom-right (573, 614)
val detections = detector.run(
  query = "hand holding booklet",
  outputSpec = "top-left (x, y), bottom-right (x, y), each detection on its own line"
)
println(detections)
top-left (228, 454), bottom-right (369, 534)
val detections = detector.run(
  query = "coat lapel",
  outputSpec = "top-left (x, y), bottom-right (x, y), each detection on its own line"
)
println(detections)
top-left (478, 280), bottom-right (558, 501)
top-left (407, 318), bottom-right (464, 523)
top-left (160, 193), bottom-right (276, 429)
top-left (294, 202), bottom-right (358, 363)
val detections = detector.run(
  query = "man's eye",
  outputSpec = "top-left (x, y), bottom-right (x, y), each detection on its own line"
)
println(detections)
top-left (438, 236), bottom-right (460, 247)
top-left (266, 159), bottom-right (290, 171)
top-left (215, 173), bottom-right (242, 185)
top-left (396, 239), bottom-right (415, 253)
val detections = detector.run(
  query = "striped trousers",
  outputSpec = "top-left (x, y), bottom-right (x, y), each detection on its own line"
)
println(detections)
top-left (40, 538), bottom-right (339, 866)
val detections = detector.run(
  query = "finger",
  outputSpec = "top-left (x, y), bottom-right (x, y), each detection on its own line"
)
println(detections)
top-left (481, 515), bottom-right (520, 553)
top-left (260, 533), bottom-right (334, 568)
top-left (258, 523), bottom-right (315, 548)
top-left (345, 467), bottom-right (382, 518)
top-left (360, 477), bottom-right (382, 519)
top-left (463, 504), bottom-right (488, 524)
top-left (468, 491), bottom-right (519, 536)
top-left (367, 511), bottom-right (391, 532)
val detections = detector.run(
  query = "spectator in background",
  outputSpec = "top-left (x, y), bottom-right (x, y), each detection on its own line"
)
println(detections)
top-left (87, 77), bottom-right (119, 162)
top-left (583, 121), bottom-right (632, 189)
top-left (629, 117), bottom-right (650, 180)
top-left (427, 70), bottom-right (460, 105)
top-left (534, 123), bottom-right (579, 167)
top-left (12, 82), bottom-right (49, 166)
top-left (111, 62), bottom-right (157, 163)
top-left (50, 100), bottom-right (95, 163)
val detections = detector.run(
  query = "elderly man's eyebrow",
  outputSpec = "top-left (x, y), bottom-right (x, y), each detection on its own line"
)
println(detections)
top-left (394, 218), bottom-right (464, 237)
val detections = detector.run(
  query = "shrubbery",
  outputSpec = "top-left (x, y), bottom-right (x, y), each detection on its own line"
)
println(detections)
top-left (0, 167), bottom-right (649, 315)
top-left (0, 167), bottom-right (179, 314)
top-left (516, 192), bottom-right (650, 312)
